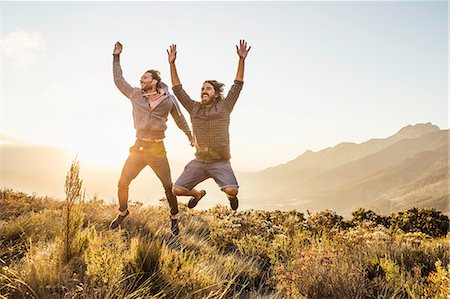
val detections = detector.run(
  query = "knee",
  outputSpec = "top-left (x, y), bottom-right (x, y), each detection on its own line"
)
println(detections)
top-left (223, 188), bottom-right (238, 197)
top-left (164, 184), bottom-right (173, 193)
top-left (118, 179), bottom-right (130, 190)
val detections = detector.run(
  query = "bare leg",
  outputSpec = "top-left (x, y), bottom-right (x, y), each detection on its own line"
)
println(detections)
top-left (173, 186), bottom-right (203, 199)
top-left (223, 187), bottom-right (239, 210)
top-left (223, 187), bottom-right (238, 198)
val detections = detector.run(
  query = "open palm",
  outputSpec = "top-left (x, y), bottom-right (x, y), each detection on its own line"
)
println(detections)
top-left (167, 44), bottom-right (177, 63)
top-left (236, 40), bottom-right (251, 60)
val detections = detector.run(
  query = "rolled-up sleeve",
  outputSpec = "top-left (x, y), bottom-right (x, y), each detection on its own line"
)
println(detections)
top-left (223, 80), bottom-right (244, 113)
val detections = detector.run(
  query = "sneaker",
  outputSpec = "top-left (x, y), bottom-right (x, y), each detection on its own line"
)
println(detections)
top-left (188, 190), bottom-right (206, 209)
top-left (228, 196), bottom-right (239, 211)
top-left (171, 218), bottom-right (179, 236)
top-left (109, 210), bottom-right (129, 229)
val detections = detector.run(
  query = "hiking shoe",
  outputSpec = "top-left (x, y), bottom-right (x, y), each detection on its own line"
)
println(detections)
top-left (228, 196), bottom-right (239, 211)
top-left (171, 218), bottom-right (179, 236)
top-left (188, 190), bottom-right (206, 209)
top-left (109, 210), bottom-right (129, 229)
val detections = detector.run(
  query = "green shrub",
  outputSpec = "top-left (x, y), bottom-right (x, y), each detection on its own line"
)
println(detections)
top-left (350, 208), bottom-right (390, 227)
top-left (305, 209), bottom-right (347, 236)
top-left (83, 228), bottom-right (126, 290)
top-left (389, 208), bottom-right (449, 237)
top-left (61, 158), bottom-right (84, 262)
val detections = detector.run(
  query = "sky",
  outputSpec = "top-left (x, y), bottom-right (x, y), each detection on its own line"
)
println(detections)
top-left (1, 1), bottom-right (448, 172)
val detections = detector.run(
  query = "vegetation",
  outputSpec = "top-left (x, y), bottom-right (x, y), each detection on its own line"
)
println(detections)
top-left (1, 166), bottom-right (449, 298)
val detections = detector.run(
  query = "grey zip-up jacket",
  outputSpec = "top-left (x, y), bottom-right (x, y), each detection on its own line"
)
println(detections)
top-left (113, 54), bottom-right (192, 141)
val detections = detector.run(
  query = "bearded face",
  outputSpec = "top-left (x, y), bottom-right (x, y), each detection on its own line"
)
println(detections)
top-left (200, 82), bottom-right (217, 105)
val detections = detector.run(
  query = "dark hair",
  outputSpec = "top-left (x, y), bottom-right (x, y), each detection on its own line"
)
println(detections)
top-left (204, 80), bottom-right (225, 100)
top-left (145, 69), bottom-right (162, 89)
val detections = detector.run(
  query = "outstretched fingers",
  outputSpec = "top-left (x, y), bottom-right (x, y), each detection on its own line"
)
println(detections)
top-left (241, 39), bottom-right (251, 51)
top-left (236, 39), bottom-right (251, 59)
top-left (167, 44), bottom-right (177, 63)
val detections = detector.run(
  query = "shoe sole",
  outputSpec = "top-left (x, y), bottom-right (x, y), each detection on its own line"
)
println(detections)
top-left (188, 190), bottom-right (206, 209)
top-left (109, 211), bottom-right (129, 229)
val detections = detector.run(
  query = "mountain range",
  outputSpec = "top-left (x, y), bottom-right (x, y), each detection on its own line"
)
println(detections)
top-left (1, 123), bottom-right (448, 216)
top-left (238, 122), bottom-right (448, 216)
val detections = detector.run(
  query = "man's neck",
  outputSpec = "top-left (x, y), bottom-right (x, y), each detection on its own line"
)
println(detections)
top-left (143, 87), bottom-right (158, 95)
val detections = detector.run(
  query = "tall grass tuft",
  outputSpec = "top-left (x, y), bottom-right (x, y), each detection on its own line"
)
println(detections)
top-left (61, 157), bottom-right (84, 263)
top-left (82, 228), bottom-right (127, 297)
top-left (121, 235), bottom-right (165, 297)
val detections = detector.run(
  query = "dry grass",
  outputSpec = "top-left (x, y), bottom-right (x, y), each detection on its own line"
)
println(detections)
top-left (1, 189), bottom-right (449, 298)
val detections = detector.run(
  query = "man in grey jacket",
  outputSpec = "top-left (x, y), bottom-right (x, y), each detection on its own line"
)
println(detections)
top-left (110, 41), bottom-right (193, 236)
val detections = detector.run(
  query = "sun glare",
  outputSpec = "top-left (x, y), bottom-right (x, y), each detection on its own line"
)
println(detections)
top-left (64, 140), bottom-right (128, 170)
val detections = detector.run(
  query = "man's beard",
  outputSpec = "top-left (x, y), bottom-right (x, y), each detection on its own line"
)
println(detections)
top-left (201, 93), bottom-right (213, 105)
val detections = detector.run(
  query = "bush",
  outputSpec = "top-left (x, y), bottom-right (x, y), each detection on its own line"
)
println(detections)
top-left (61, 158), bottom-right (84, 262)
top-left (389, 208), bottom-right (449, 237)
top-left (305, 209), bottom-right (347, 236)
top-left (350, 208), bottom-right (390, 227)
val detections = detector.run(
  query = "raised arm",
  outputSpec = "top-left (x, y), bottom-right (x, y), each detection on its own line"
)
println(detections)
top-left (113, 42), bottom-right (136, 99)
top-left (235, 39), bottom-right (251, 81)
top-left (167, 44), bottom-right (196, 112)
top-left (167, 44), bottom-right (181, 87)
top-left (224, 40), bottom-right (251, 112)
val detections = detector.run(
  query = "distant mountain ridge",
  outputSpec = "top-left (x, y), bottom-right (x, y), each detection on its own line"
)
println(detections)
top-left (257, 122), bottom-right (440, 175)
top-left (239, 123), bottom-right (448, 215)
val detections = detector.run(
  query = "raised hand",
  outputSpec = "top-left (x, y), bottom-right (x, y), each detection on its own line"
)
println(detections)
top-left (236, 40), bottom-right (251, 60)
top-left (167, 44), bottom-right (177, 64)
top-left (113, 42), bottom-right (123, 55)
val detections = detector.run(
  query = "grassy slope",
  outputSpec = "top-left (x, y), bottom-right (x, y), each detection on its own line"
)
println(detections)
top-left (1, 189), bottom-right (449, 299)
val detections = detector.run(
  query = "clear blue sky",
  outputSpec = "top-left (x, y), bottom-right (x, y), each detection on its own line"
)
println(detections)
top-left (2, 1), bottom-right (448, 171)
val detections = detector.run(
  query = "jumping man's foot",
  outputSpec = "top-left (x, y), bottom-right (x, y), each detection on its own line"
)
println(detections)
top-left (188, 190), bottom-right (206, 209)
top-left (171, 218), bottom-right (180, 236)
top-left (228, 196), bottom-right (239, 211)
top-left (110, 209), bottom-right (130, 229)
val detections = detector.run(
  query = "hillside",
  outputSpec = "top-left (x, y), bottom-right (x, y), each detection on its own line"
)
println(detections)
top-left (304, 144), bottom-right (448, 215)
top-left (239, 124), bottom-right (448, 215)
top-left (242, 123), bottom-right (440, 194)
top-left (1, 189), bottom-right (449, 298)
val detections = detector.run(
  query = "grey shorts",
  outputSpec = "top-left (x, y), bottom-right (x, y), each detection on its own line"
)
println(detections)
top-left (174, 159), bottom-right (239, 191)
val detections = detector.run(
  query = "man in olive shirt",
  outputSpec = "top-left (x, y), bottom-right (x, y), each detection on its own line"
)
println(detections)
top-left (167, 40), bottom-right (251, 210)
top-left (111, 42), bottom-right (193, 235)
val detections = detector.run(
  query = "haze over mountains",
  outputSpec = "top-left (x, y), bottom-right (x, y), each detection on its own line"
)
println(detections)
top-left (1, 123), bottom-right (448, 216)
top-left (239, 122), bottom-right (449, 216)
